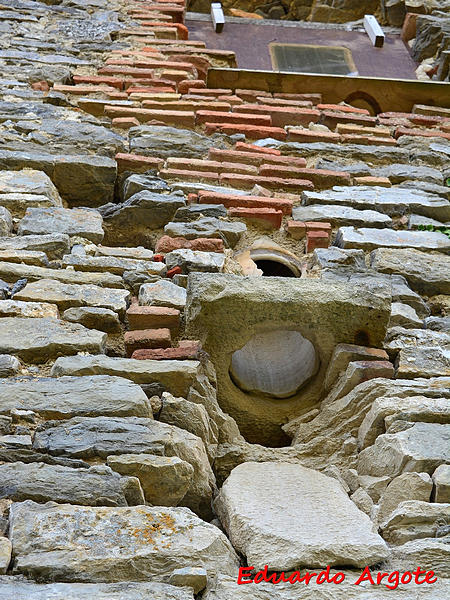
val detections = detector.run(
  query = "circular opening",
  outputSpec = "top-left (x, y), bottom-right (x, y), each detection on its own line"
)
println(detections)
top-left (254, 259), bottom-right (296, 277)
top-left (230, 329), bottom-right (318, 399)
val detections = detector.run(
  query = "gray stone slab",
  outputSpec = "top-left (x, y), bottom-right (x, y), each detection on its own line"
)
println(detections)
top-left (50, 355), bottom-right (202, 398)
top-left (165, 218), bottom-right (246, 248)
top-left (0, 375), bottom-right (151, 419)
top-left (62, 254), bottom-right (166, 276)
top-left (371, 248), bottom-right (450, 295)
top-left (165, 250), bottom-right (225, 274)
top-left (18, 207), bottom-right (104, 243)
top-left (15, 279), bottom-right (129, 315)
top-left (0, 207), bottom-right (12, 237)
top-left (293, 204), bottom-right (391, 227)
top-left (0, 233), bottom-right (69, 260)
top-left (0, 317), bottom-right (106, 362)
top-left (0, 263), bottom-right (124, 288)
top-left (139, 280), bottom-right (187, 309)
top-left (335, 226), bottom-right (450, 251)
top-left (62, 307), bottom-right (121, 333)
top-left (302, 186), bottom-right (450, 221)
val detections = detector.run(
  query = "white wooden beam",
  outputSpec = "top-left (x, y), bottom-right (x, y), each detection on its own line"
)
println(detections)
top-left (364, 14), bottom-right (385, 48)
top-left (211, 3), bottom-right (225, 33)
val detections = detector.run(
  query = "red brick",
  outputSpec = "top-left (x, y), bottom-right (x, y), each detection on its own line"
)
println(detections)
top-left (228, 207), bottom-right (283, 229)
top-left (204, 123), bottom-right (287, 141)
top-left (159, 168), bottom-right (219, 183)
top-left (132, 341), bottom-right (202, 361)
top-left (321, 111), bottom-right (377, 129)
top-left (318, 104), bottom-right (370, 115)
top-left (141, 101), bottom-right (232, 112)
top-left (305, 222), bottom-right (332, 235)
top-left (286, 220), bottom-right (306, 240)
top-left (256, 98), bottom-right (313, 108)
top-left (197, 190), bottom-right (293, 215)
top-left (73, 75), bottom-right (125, 89)
top-left (219, 173), bottom-right (313, 192)
top-left (155, 235), bottom-right (224, 253)
top-left (183, 88), bottom-right (232, 96)
top-left (112, 117), bottom-right (140, 128)
top-left (31, 81), bottom-right (49, 91)
top-left (287, 129), bottom-right (341, 143)
top-left (220, 162), bottom-right (258, 176)
top-left (394, 127), bottom-right (450, 140)
top-left (306, 231), bottom-right (330, 253)
top-left (196, 110), bottom-right (272, 127)
top-left (124, 328), bottom-right (172, 356)
top-left (98, 66), bottom-right (155, 78)
top-left (217, 94), bottom-right (243, 105)
top-left (401, 12), bottom-right (418, 43)
top-left (341, 134), bottom-right (397, 146)
top-left (126, 305), bottom-right (179, 331)
top-left (53, 84), bottom-right (117, 95)
top-left (210, 148), bottom-right (307, 169)
top-left (354, 176), bottom-right (392, 187)
top-left (115, 152), bottom-right (164, 174)
top-left (258, 166), bottom-right (350, 188)
top-left (187, 193), bottom-right (198, 203)
top-left (274, 93), bottom-right (322, 104)
top-left (166, 266), bottom-right (182, 278)
top-left (235, 141), bottom-right (280, 155)
top-left (234, 105), bottom-right (320, 128)
top-left (153, 254), bottom-right (165, 262)
top-left (166, 158), bottom-right (222, 172)
top-left (178, 79), bottom-right (205, 94)
top-left (105, 106), bottom-right (195, 127)
top-left (123, 79), bottom-right (176, 90)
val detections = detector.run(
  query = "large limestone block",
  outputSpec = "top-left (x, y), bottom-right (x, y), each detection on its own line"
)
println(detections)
top-left (432, 464), bottom-right (450, 503)
top-left (15, 279), bottom-right (130, 315)
top-left (371, 248), bottom-right (450, 295)
top-left (107, 454), bottom-right (193, 506)
top-left (0, 207), bottom-right (12, 237)
top-left (0, 169), bottom-right (61, 202)
top-left (0, 299), bottom-right (58, 319)
top-left (292, 204), bottom-right (391, 227)
top-left (165, 218), bottom-right (245, 248)
top-left (0, 462), bottom-right (144, 506)
top-left (380, 500), bottom-right (450, 545)
top-left (357, 422), bottom-right (450, 478)
top-left (214, 462), bottom-right (389, 570)
top-left (9, 501), bottom-right (239, 582)
top-left (0, 375), bottom-right (151, 419)
top-left (62, 254), bottom-right (166, 277)
top-left (0, 317), bottom-right (106, 362)
top-left (0, 579), bottom-right (195, 600)
top-left (390, 538), bottom-right (450, 578)
top-left (51, 355), bottom-right (202, 398)
top-left (396, 346), bottom-right (450, 379)
top-left (33, 416), bottom-right (215, 518)
top-left (377, 473), bottom-right (433, 525)
top-left (18, 207), bottom-right (104, 242)
top-left (185, 274), bottom-right (391, 445)
top-left (335, 226), bottom-right (450, 251)
top-left (139, 280), bottom-right (187, 310)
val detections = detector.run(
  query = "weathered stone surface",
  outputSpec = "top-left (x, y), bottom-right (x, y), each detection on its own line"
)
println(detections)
top-left (396, 344), bottom-right (450, 378)
top-left (324, 343), bottom-right (389, 391)
top-left (203, 572), bottom-right (449, 599)
top-left (0, 151), bottom-right (116, 206)
top-left (0, 375), bottom-right (151, 419)
top-left (62, 254), bottom-right (166, 277)
top-left (377, 473), bottom-right (433, 525)
top-left (432, 464), bottom-right (450, 503)
top-left (390, 302), bottom-right (423, 329)
top-left (169, 567), bottom-right (207, 594)
top-left (0, 169), bottom-right (62, 216)
top-left (18, 207), bottom-right (104, 243)
top-left (0, 539), bottom-right (11, 576)
top-left (165, 218), bottom-right (246, 248)
top-left (9, 501), bottom-right (239, 582)
top-left (51, 355), bottom-right (202, 398)
top-left (0, 207), bottom-right (12, 237)
top-left (139, 280), bottom-right (187, 310)
top-left (0, 299), bottom-right (58, 319)
top-left (357, 422), bottom-right (450, 478)
top-left (0, 263), bottom-right (124, 288)
top-left (0, 354), bottom-right (20, 378)
top-left (16, 279), bottom-right (129, 315)
top-left (0, 317), bottom-right (106, 362)
top-left (0, 462), bottom-right (144, 506)
top-left (214, 462), bottom-right (388, 570)
top-left (335, 226), bottom-right (450, 251)
top-left (165, 250), bottom-right (225, 274)
top-left (380, 500), bottom-right (450, 545)
top-left (174, 204), bottom-right (227, 222)
top-left (185, 274), bottom-right (390, 445)
top-left (100, 191), bottom-right (185, 244)
top-left (122, 174), bottom-right (170, 201)
top-left (322, 360), bottom-right (394, 406)
top-left (313, 247), bottom-right (366, 271)
top-left (129, 126), bottom-right (229, 159)
top-left (371, 247), bottom-right (450, 295)
top-left (425, 316), bottom-right (450, 332)
top-left (390, 538), bottom-right (450, 578)
top-left (33, 416), bottom-right (215, 517)
top-left (375, 163), bottom-right (444, 185)
top-left (293, 204), bottom-right (391, 227)
top-left (0, 579), bottom-right (195, 600)
top-left (107, 454), bottom-right (194, 507)
top-left (0, 249), bottom-right (49, 266)
top-left (62, 306), bottom-right (121, 333)
top-left (358, 395), bottom-right (450, 450)
top-left (159, 393), bottom-right (215, 449)
top-left (0, 233), bottom-right (69, 260)
top-left (384, 327), bottom-right (449, 353)
top-left (302, 186), bottom-right (450, 221)
top-left (95, 245), bottom-right (154, 260)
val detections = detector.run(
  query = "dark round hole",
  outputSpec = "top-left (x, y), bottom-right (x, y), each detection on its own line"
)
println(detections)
top-left (254, 260), bottom-right (296, 277)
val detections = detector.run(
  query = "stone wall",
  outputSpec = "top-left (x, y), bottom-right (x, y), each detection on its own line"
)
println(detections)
top-left (0, 0), bottom-right (448, 597)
